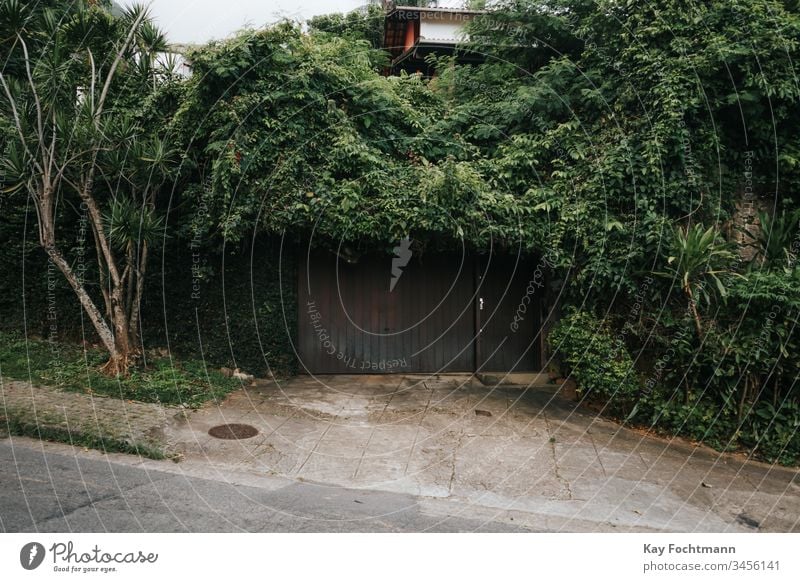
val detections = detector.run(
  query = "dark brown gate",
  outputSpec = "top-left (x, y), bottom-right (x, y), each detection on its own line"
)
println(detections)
top-left (297, 249), bottom-right (542, 374)
top-left (476, 254), bottom-right (542, 372)
top-left (298, 249), bottom-right (475, 373)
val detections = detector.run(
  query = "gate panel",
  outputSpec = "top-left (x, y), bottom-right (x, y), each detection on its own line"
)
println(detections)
top-left (476, 254), bottom-right (542, 372)
top-left (298, 250), bottom-right (475, 374)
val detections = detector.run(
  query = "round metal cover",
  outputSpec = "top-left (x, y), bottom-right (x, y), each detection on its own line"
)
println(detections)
top-left (208, 423), bottom-right (258, 440)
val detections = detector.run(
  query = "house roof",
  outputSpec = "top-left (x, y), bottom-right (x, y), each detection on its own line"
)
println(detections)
top-left (387, 5), bottom-right (485, 17)
top-left (384, 4), bottom-right (485, 61)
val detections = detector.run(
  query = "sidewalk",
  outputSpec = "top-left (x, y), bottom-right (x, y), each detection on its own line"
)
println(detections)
top-left (2, 374), bottom-right (798, 532)
top-left (0, 379), bottom-right (178, 458)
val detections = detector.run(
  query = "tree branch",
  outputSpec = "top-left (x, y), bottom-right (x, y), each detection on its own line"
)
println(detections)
top-left (94, 8), bottom-right (148, 125)
top-left (17, 34), bottom-right (49, 180)
top-left (0, 70), bottom-right (45, 177)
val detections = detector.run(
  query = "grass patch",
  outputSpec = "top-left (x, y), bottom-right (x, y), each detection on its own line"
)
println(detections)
top-left (0, 331), bottom-right (241, 407)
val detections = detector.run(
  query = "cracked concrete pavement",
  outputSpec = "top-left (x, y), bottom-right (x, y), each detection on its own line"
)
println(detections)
top-left (161, 374), bottom-right (800, 532)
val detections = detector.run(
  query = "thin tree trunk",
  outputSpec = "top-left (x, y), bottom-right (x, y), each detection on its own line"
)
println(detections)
top-left (102, 284), bottom-right (132, 376)
top-left (125, 241), bottom-right (135, 317)
top-left (737, 375), bottom-right (749, 422)
top-left (43, 245), bottom-right (118, 359)
top-left (128, 241), bottom-right (148, 351)
top-left (685, 284), bottom-right (703, 338)
top-left (79, 178), bottom-right (121, 287)
top-left (681, 284), bottom-right (703, 404)
top-left (79, 171), bottom-right (135, 375)
top-left (91, 224), bottom-right (113, 321)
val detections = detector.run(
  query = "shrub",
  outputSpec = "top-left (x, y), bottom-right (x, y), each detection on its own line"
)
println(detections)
top-left (740, 401), bottom-right (800, 466)
top-left (628, 268), bottom-right (800, 464)
top-left (548, 308), bottom-right (639, 408)
top-left (632, 389), bottom-right (739, 451)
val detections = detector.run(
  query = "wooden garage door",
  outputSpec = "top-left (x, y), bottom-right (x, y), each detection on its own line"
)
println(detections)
top-left (298, 249), bottom-right (476, 373)
top-left (476, 254), bottom-right (542, 372)
top-left (297, 249), bottom-right (542, 374)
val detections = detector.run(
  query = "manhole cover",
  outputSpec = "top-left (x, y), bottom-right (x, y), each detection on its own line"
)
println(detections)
top-left (208, 424), bottom-right (259, 440)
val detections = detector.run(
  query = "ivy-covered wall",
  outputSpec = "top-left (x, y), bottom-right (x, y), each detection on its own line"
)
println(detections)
top-left (141, 236), bottom-right (298, 377)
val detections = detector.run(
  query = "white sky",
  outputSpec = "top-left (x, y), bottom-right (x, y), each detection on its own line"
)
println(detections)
top-left (121, 1), bottom-right (367, 45)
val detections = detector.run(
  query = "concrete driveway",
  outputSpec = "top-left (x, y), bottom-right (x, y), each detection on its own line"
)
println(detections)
top-left (167, 374), bottom-right (800, 532)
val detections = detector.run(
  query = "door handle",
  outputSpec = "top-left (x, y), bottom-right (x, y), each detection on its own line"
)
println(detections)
top-left (479, 297), bottom-right (484, 310)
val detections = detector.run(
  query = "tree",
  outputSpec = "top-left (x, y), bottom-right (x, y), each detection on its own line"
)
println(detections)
top-left (0, 1), bottom-right (177, 375)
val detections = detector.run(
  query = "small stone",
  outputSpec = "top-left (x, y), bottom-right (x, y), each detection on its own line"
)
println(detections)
top-left (232, 368), bottom-right (255, 383)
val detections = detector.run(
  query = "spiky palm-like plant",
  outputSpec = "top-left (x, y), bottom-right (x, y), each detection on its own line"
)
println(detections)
top-left (746, 208), bottom-right (800, 269)
top-left (658, 223), bottom-right (738, 337)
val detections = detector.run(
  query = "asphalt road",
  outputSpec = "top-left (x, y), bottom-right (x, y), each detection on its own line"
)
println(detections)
top-left (0, 438), bottom-right (533, 533)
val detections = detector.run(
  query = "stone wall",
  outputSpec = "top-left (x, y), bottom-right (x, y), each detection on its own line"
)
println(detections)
top-left (730, 192), bottom-right (773, 263)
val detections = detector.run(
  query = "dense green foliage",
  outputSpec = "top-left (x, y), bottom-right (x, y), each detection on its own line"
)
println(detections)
top-left (2, 1), bottom-right (799, 463)
top-left (138, 239), bottom-right (297, 378)
top-left (170, 22), bottom-right (531, 252)
top-left (0, 229), bottom-right (297, 379)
